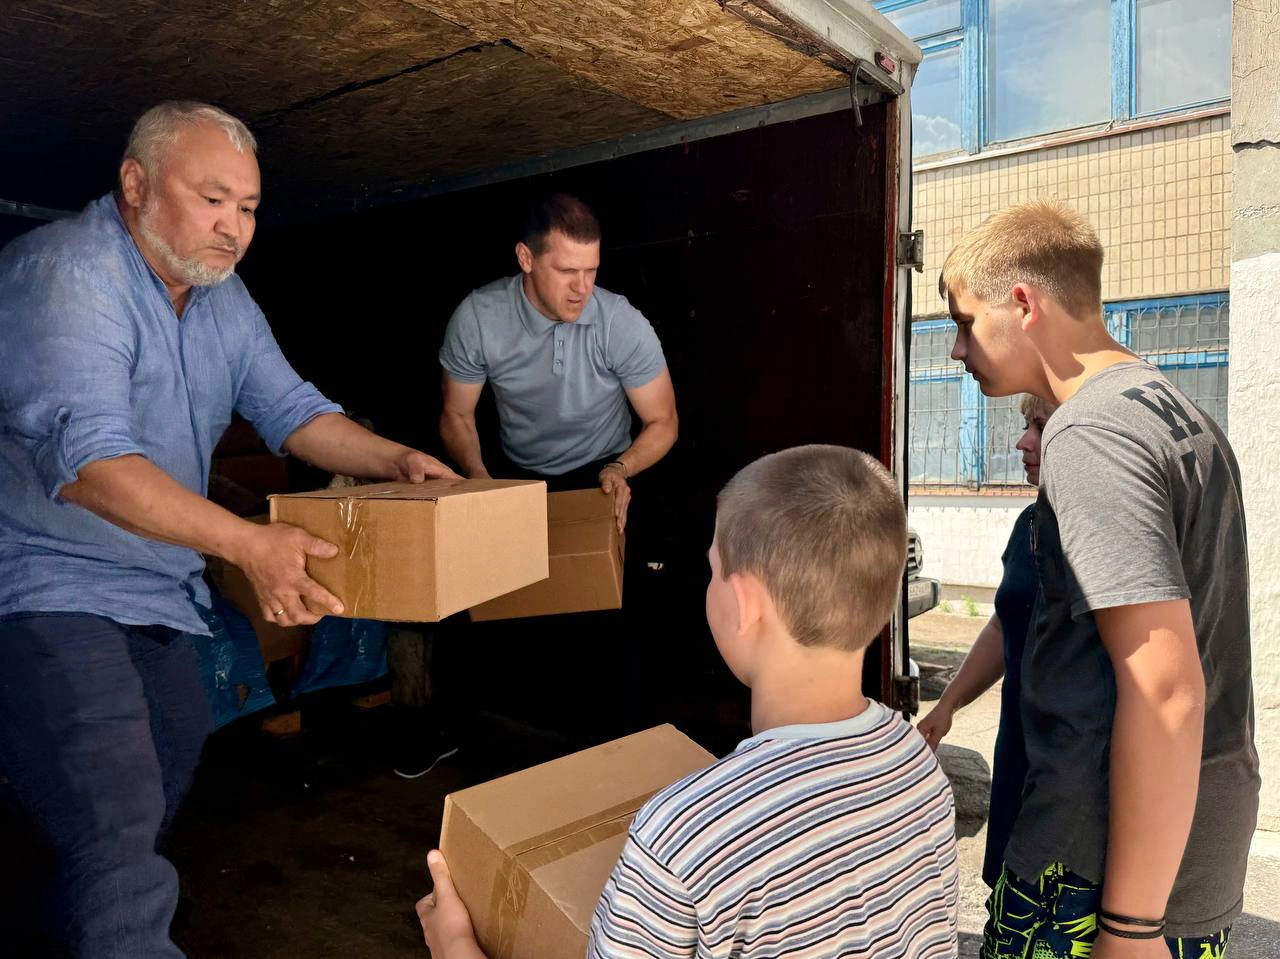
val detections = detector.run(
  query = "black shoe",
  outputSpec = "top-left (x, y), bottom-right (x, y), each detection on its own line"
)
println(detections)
top-left (392, 737), bottom-right (460, 779)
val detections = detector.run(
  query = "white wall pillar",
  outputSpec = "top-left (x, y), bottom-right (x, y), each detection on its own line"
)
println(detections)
top-left (1229, 0), bottom-right (1280, 831)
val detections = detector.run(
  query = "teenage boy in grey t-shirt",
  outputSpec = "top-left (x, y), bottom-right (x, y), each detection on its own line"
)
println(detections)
top-left (939, 201), bottom-right (1257, 959)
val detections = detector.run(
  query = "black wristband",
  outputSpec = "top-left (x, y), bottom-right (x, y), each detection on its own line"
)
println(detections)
top-left (1098, 920), bottom-right (1166, 941)
top-left (1099, 909), bottom-right (1165, 928)
top-left (603, 460), bottom-right (629, 479)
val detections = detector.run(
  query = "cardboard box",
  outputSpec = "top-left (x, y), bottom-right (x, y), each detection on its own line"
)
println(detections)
top-left (268, 479), bottom-right (548, 623)
top-left (469, 489), bottom-right (624, 622)
top-left (205, 522), bottom-right (312, 664)
top-left (440, 725), bottom-right (714, 959)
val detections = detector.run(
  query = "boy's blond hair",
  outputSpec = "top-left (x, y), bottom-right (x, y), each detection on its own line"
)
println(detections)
top-left (715, 445), bottom-right (906, 652)
top-left (938, 201), bottom-right (1104, 315)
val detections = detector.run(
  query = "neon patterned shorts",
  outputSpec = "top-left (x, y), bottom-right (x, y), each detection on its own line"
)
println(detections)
top-left (980, 862), bottom-right (1231, 959)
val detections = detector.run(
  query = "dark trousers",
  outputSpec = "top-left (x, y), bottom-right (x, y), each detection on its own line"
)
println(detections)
top-left (0, 613), bottom-right (212, 958)
top-left (469, 453), bottom-right (653, 733)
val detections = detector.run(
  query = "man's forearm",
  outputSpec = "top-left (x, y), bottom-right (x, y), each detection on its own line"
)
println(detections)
top-left (613, 414), bottom-right (677, 478)
top-left (440, 412), bottom-right (489, 477)
top-left (283, 412), bottom-right (412, 479)
top-left (62, 455), bottom-right (257, 563)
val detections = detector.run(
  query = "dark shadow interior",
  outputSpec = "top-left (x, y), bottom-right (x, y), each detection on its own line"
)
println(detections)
top-left (239, 102), bottom-right (892, 726)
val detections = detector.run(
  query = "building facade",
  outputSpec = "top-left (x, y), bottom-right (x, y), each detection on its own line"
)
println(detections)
top-left (879, 0), bottom-right (1234, 588)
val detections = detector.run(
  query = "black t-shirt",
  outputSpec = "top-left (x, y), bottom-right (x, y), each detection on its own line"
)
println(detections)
top-left (983, 503), bottom-right (1037, 887)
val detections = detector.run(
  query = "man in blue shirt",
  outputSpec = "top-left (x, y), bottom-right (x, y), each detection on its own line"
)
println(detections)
top-left (0, 101), bottom-right (456, 957)
top-left (439, 195), bottom-right (678, 533)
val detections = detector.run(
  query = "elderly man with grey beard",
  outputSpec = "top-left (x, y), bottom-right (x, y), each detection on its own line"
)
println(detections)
top-left (0, 101), bottom-right (457, 957)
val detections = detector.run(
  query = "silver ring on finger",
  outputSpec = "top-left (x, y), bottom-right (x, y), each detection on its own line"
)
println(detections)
top-left (273, 607), bottom-right (286, 617)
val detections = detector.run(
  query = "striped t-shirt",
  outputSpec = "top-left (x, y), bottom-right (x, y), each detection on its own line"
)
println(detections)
top-left (587, 701), bottom-right (959, 959)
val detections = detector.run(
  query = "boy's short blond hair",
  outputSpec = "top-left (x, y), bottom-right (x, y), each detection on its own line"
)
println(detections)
top-left (715, 445), bottom-right (907, 652)
top-left (939, 201), bottom-right (1104, 315)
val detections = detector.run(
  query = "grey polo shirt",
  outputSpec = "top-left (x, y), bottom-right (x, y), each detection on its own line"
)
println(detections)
top-left (440, 275), bottom-right (666, 475)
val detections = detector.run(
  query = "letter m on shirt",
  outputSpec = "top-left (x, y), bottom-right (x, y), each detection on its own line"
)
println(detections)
top-left (1122, 380), bottom-right (1204, 442)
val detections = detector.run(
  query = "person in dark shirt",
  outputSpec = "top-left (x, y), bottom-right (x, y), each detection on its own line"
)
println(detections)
top-left (917, 393), bottom-right (1054, 887)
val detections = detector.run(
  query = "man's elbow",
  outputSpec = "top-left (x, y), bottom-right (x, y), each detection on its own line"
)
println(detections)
top-left (61, 453), bottom-right (146, 499)
top-left (440, 409), bottom-right (471, 434)
top-left (665, 409), bottom-right (679, 442)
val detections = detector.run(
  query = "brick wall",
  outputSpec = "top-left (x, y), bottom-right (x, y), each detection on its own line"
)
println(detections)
top-left (910, 111), bottom-right (1231, 314)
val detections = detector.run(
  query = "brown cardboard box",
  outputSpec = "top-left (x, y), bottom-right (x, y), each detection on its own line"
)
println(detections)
top-left (205, 522), bottom-right (312, 664)
top-left (269, 479), bottom-right (548, 623)
top-left (440, 725), bottom-right (714, 959)
top-left (468, 489), bottom-right (623, 622)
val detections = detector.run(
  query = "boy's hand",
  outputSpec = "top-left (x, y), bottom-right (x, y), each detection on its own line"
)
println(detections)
top-left (915, 702), bottom-right (954, 751)
top-left (417, 850), bottom-right (488, 959)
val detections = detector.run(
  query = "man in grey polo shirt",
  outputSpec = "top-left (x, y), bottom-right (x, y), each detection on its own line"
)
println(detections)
top-left (439, 194), bottom-right (677, 533)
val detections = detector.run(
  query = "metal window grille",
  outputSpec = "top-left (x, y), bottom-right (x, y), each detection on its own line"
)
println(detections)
top-left (907, 293), bottom-right (1229, 490)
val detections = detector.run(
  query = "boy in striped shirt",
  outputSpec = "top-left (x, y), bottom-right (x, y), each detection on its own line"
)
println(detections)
top-left (419, 445), bottom-right (960, 959)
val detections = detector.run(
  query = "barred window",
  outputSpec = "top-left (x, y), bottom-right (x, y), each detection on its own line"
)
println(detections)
top-left (907, 293), bottom-right (1229, 491)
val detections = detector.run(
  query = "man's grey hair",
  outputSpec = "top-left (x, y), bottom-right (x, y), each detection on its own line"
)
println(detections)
top-left (124, 101), bottom-right (257, 178)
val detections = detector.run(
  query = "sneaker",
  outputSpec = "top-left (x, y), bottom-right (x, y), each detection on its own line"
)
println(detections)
top-left (393, 737), bottom-right (460, 779)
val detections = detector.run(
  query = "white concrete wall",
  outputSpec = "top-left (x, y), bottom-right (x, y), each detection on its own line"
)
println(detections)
top-left (1229, 0), bottom-right (1280, 832)
top-left (908, 495), bottom-right (1035, 589)
top-left (1232, 251), bottom-right (1280, 832)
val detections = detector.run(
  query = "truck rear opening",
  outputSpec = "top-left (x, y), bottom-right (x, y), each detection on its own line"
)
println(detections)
top-left (0, 1), bottom-right (921, 735)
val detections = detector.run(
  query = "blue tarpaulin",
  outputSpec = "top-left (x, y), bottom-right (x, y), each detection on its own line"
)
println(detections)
top-left (191, 594), bottom-right (390, 727)
top-left (290, 616), bottom-right (388, 696)
top-left (192, 597), bottom-right (277, 729)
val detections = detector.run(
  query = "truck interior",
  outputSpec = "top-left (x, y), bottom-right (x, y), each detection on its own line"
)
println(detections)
top-left (0, 3), bottom-right (922, 950)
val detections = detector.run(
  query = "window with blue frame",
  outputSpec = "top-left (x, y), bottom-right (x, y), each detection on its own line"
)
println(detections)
top-left (987, 0), bottom-right (1112, 143)
top-left (1107, 292), bottom-right (1230, 429)
top-left (908, 293), bottom-right (1229, 489)
top-left (877, 0), bottom-right (1231, 159)
top-left (1133, 0), bottom-right (1232, 117)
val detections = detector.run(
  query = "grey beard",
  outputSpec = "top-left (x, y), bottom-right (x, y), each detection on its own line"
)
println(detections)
top-left (139, 210), bottom-right (236, 287)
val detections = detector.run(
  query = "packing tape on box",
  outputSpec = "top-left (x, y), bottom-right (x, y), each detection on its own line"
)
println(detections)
top-left (335, 495), bottom-right (376, 617)
top-left (488, 794), bottom-right (652, 957)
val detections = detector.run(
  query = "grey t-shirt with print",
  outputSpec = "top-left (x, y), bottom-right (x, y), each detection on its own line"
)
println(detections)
top-left (1004, 361), bottom-right (1259, 938)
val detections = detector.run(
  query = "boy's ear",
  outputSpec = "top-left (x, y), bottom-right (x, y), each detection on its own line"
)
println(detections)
top-left (1011, 283), bottom-right (1037, 332)
top-left (730, 570), bottom-right (768, 637)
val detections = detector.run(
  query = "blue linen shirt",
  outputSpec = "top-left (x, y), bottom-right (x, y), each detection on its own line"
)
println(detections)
top-left (439, 275), bottom-right (666, 475)
top-left (0, 195), bottom-right (341, 635)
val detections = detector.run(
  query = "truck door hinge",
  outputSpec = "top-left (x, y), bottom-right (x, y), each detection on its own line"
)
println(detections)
top-left (893, 674), bottom-right (921, 715)
top-left (897, 230), bottom-right (925, 273)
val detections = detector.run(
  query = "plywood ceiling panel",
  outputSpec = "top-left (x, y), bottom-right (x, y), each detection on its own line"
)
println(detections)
top-left (405, 0), bottom-right (844, 119)
top-left (259, 42), bottom-right (671, 207)
top-left (0, 0), bottom-right (846, 213)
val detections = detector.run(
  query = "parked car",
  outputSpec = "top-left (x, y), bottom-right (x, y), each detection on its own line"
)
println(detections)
top-left (906, 527), bottom-right (941, 619)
